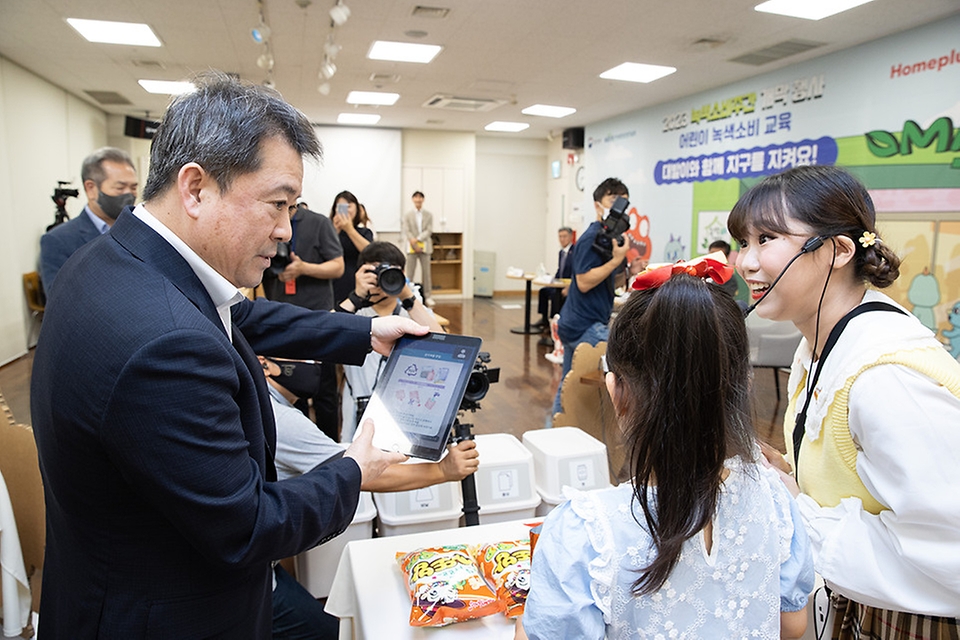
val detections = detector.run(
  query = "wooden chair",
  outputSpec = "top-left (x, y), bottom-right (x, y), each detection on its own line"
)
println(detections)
top-left (22, 272), bottom-right (45, 344)
top-left (0, 390), bottom-right (44, 629)
top-left (552, 341), bottom-right (627, 484)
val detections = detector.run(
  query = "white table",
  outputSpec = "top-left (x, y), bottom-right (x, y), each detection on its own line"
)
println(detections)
top-left (326, 519), bottom-right (539, 639)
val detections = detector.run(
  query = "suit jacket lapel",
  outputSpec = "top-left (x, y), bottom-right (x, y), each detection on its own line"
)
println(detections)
top-left (232, 328), bottom-right (278, 481)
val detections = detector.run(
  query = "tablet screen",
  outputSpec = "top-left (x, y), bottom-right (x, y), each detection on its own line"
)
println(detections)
top-left (356, 332), bottom-right (482, 461)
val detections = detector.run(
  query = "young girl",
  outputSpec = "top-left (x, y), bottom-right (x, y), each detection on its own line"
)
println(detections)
top-left (730, 165), bottom-right (960, 637)
top-left (522, 274), bottom-right (813, 640)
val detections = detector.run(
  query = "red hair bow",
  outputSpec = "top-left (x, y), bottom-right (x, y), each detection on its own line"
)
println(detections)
top-left (631, 256), bottom-right (734, 291)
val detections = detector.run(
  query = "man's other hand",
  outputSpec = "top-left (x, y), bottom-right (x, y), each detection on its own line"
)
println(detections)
top-left (345, 420), bottom-right (408, 487)
top-left (370, 315), bottom-right (430, 355)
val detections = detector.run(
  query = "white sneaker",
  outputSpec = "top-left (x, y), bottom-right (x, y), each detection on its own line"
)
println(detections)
top-left (425, 297), bottom-right (436, 307)
top-left (544, 352), bottom-right (563, 364)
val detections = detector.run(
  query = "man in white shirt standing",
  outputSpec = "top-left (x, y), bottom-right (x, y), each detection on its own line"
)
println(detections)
top-left (402, 190), bottom-right (434, 306)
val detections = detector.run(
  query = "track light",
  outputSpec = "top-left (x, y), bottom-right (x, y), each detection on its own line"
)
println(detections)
top-left (257, 53), bottom-right (274, 70)
top-left (329, 1), bottom-right (350, 26)
top-left (251, 23), bottom-right (271, 44)
top-left (319, 59), bottom-right (337, 79)
top-left (324, 41), bottom-right (342, 58)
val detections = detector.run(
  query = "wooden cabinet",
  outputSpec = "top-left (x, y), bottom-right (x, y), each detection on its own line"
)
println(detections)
top-left (431, 232), bottom-right (462, 295)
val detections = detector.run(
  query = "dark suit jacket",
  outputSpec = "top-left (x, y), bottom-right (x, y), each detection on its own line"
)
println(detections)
top-left (38, 208), bottom-right (101, 290)
top-left (556, 243), bottom-right (575, 280)
top-left (31, 211), bottom-right (374, 638)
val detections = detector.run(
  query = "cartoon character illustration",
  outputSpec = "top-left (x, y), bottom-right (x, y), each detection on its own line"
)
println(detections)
top-left (415, 580), bottom-right (465, 618)
top-left (907, 267), bottom-right (940, 332)
top-left (503, 567), bottom-right (530, 606)
top-left (942, 301), bottom-right (960, 360)
top-left (663, 233), bottom-right (686, 263)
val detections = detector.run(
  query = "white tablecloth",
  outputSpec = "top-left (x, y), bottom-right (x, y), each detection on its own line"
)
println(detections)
top-left (325, 519), bottom-right (539, 640)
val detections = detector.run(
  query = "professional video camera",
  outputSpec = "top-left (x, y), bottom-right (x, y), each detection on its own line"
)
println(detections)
top-left (47, 181), bottom-right (80, 231)
top-left (268, 241), bottom-right (292, 276)
top-left (459, 351), bottom-right (500, 412)
top-left (592, 195), bottom-right (631, 260)
top-left (367, 263), bottom-right (406, 296)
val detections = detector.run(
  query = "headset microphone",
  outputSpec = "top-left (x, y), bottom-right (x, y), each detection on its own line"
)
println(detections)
top-left (742, 235), bottom-right (829, 317)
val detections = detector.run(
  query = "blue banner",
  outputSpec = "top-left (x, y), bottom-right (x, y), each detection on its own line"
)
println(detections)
top-left (654, 136), bottom-right (838, 184)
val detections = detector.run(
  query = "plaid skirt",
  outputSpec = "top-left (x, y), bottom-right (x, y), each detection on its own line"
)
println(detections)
top-left (831, 593), bottom-right (960, 640)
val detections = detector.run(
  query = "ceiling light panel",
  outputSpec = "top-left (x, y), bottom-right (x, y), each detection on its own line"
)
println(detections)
top-left (599, 62), bottom-right (676, 84)
top-left (522, 104), bottom-right (576, 118)
top-left (484, 121), bottom-right (529, 132)
top-left (338, 113), bottom-right (382, 125)
top-left (754, 0), bottom-right (876, 21)
top-left (138, 79), bottom-right (195, 95)
top-left (346, 91), bottom-right (400, 106)
top-left (368, 41), bottom-right (442, 64)
top-left (66, 19), bottom-right (162, 47)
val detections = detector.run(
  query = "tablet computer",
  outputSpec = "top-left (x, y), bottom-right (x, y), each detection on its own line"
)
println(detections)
top-left (355, 332), bottom-right (482, 461)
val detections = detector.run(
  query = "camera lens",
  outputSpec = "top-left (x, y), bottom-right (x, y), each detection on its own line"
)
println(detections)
top-left (462, 369), bottom-right (490, 404)
top-left (376, 265), bottom-right (406, 296)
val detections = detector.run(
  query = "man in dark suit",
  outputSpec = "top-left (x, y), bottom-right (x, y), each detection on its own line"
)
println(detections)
top-left (30, 72), bottom-right (419, 639)
top-left (38, 146), bottom-right (138, 290)
top-left (534, 226), bottom-right (575, 329)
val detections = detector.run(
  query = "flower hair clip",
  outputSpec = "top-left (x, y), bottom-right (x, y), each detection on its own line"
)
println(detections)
top-left (631, 255), bottom-right (734, 291)
top-left (859, 231), bottom-right (878, 248)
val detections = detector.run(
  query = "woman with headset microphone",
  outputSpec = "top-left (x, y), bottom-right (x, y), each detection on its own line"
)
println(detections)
top-left (730, 165), bottom-right (960, 639)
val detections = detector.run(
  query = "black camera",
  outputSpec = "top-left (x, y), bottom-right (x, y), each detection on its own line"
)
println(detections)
top-left (460, 352), bottom-right (500, 412)
top-left (47, 181), bottom-right (79, 231)
top-left (269, 241), bottom-right (292, 276)
top-left (368, 263), bottom-right (406, 296)
top-left (592, 196), bottom-right (631, 259)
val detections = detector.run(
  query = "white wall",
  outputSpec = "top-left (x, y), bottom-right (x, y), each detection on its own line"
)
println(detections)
top-left (0, 57), bottom-right (107, 365)
top-left (475, 137), bottom-right (549, 293)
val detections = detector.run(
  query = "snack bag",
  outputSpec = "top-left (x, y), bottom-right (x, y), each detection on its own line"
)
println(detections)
top-left (474, 539), bottom-right (531, 618)
top-left (397, 545), bottom-right (503, 627)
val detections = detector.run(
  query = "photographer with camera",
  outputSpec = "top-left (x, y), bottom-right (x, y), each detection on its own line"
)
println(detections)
top-left (550, 178), bottom-right (631, 422)
top-left (336, 241), bottom-right (445, 442)
top-left (261, 200), bottom-right (345, 440)
top-left (39, 147), bottom-right (138, 290)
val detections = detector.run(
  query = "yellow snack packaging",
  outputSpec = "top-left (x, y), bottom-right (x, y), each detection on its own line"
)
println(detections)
top-left (474, 539), bottom-right (531, 618)
top-left (396, 544), bottom-right (503, 627)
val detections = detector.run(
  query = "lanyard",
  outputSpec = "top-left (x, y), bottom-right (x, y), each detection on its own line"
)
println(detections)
top-left (792, 301), bottom-right (906, 473)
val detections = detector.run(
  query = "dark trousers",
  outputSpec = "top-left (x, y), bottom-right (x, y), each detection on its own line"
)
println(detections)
top-left (272, 565), bottom-right (339, 639)
top-left (537, 287), bottom-right (564, 323)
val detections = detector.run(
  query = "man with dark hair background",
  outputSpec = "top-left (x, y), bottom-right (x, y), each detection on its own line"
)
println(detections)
top-left (551, 178), bottom-right (630, 422)
top-left (39, 146), bottom-right (138, 289)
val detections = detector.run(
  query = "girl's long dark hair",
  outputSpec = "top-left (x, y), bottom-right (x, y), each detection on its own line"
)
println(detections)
top-left (606, 275), bottom-right (755, 596)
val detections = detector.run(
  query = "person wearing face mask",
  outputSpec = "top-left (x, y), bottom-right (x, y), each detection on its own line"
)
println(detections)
top-left (39, 146), bottom-right (138, 290)
top-left (550, 178), bottom-right (630, 424)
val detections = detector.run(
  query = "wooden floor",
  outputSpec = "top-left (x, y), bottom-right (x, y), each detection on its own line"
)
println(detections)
top-left (0, 295), bottom-right (787, 452)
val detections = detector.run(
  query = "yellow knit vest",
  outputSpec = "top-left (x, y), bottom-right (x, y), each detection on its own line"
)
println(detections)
top-left (784, 346), bottom-right (960, 514)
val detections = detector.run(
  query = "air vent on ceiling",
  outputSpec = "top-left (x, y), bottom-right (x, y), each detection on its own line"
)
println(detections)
top-left (423, 94), bottom-right (506, 112)
top-left (131, 59), bottom-right (166, 70)
top-left (729, 39), bottom-right (824, 66)
top-left (369, 72), bottom-right (401, 84)
top-left (412, 5), bottom-right (450, 19)
top-left (84, 90), bottom-right (132, 105)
